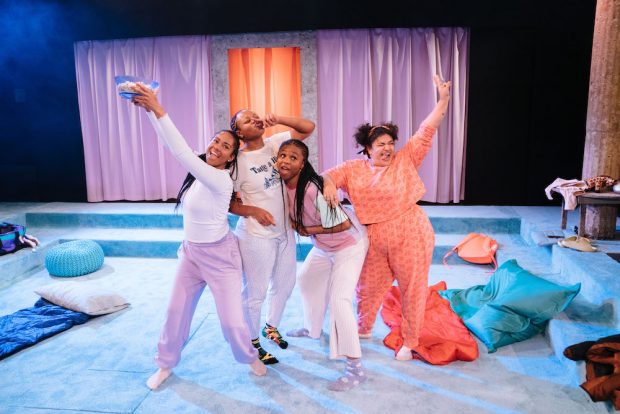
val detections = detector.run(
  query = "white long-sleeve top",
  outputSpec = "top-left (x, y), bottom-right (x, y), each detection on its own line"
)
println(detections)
top-left (147, 112), bottom-right (233, 243)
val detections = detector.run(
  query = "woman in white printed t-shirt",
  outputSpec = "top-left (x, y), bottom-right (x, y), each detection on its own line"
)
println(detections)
top-left (229, 110), bottom-right (315, 364)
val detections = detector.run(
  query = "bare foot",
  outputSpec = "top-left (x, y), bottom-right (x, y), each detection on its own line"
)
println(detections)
top-left (147, 368), bottom-right (172, 390)
top-left (250, 358), bottom-right (267, 376)
top-left (286, 328), bottom-right (309, 337)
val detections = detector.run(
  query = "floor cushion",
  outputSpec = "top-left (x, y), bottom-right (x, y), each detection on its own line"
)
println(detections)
top-left (45, 240), bottom-right (104, 277)
top-left (439, 259), bottom-right (581, 352)
top-left (35, 282), bottom-right (129, 315)
top-left (381, 281), bottom-right (479, 365)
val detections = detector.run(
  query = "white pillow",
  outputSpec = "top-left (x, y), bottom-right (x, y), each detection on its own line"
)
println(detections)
top-left (35, 282), bottom-right (130, 316)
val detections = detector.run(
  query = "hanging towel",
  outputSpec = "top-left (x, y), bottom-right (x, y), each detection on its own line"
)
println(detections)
top-left (544, 178), bottom-right (588, 210)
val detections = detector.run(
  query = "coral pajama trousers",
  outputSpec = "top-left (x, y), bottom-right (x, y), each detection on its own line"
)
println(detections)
top-left (356, 205), bottom-right (435, 349)
top-left (155, 232), bottom-right (257, 369)
top-left (298, 234), bottom-right (368, 359)
top-left (236, 228), bottom-right (297, 338)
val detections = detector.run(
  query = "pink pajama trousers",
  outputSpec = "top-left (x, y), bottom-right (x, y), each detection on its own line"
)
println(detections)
top-left (356, 205), bottom-right (434, 349)
top-left (155, 231), bottom-right (257, 369)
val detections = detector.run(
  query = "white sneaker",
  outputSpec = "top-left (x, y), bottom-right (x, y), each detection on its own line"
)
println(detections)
top-left (395, 346), bottom-right (413, 361)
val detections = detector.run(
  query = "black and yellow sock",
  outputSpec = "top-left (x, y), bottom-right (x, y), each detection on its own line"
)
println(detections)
top-left (251, 338), bottom-right (279, 364)
top-left (261, 323), bottom-right (289, 349)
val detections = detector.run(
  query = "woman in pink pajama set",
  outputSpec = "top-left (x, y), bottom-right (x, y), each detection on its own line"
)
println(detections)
top-left (130, 84), bottom-right (266, 390)
top-left (323, 75), bottom-right (451, 361)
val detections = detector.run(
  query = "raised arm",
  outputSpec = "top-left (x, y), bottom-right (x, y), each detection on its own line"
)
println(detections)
top-left (406, 75), bottom-right (451, 167)
top-left (421, 75), bottom-right (451, 129)
top-left (263, 114), bottom-right (315, 140)
top-left (131, 84), bottom-right (229, 193)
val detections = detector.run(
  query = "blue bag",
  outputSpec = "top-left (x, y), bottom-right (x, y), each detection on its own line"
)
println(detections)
top-left (0, 222), bottom-right (26, 256)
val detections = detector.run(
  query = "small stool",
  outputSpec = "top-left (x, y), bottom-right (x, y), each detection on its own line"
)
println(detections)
top-left (554, 190), bottom-right (620, 238)
top-left (45, 240), bottom-right (104, 277)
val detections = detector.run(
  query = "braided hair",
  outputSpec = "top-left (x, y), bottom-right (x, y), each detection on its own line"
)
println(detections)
top-left (229, 109), bottom-right (247, 137)
top-left (279, 140), bottom-right (343, 234)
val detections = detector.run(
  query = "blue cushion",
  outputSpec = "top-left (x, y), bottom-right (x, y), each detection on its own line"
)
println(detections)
top-left (439, 259), bottom-right (580, 352)
top-left (45, 240), bottom-right (104, 277)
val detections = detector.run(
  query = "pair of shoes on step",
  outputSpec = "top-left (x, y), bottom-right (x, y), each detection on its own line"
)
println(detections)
top-left (558, 236), bottom-right (598, 252)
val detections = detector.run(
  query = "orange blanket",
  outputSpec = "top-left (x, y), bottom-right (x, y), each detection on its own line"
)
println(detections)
top-left (381, 281), bottom-right (478, 365)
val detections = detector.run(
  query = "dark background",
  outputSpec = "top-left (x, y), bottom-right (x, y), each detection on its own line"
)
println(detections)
top-left (0, 0), bottom-right (596, 204)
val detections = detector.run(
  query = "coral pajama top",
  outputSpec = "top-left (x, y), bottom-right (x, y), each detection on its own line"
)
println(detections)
top-left (325, 124), bottom-right (436, 225)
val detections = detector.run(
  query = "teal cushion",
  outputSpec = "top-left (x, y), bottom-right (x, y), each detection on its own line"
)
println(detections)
top-left (439, 259), bottom-right (580, 352)
top-left (45, 240), bottom-right (104, 277)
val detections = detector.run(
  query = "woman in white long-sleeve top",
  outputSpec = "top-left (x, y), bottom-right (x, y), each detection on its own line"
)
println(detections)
top-left (130, 83), bottom-right (266, 390)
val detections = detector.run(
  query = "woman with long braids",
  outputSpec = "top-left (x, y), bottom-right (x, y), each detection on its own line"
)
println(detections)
top-left (229, 110), bottom-right (315, 364)
top-left (130, 84), bottom-right (266, 390)
top-left (322, 75), bottom-right (451, 361)
top-left (276, 139), bottom-right (369, 391)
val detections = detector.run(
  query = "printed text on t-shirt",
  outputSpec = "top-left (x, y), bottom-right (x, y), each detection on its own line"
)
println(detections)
top-left (250, 156), bottom-right (280, 190)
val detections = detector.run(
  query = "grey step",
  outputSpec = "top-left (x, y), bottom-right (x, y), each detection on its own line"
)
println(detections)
top-left (551, 244), bottom-right (620, 316)
top-left (2, 228), bottom-right (543, 278)
top-left (546, 304), bottom-right (619, 382)
top-left (0, 239), bottom-right (59, 290)
top-left (25, 211), bottom-right (521, 234)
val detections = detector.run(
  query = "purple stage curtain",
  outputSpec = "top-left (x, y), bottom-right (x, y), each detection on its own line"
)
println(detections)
top-left (74, 36), bottom-right (213, 201)
top-left (317, 28), bottom-right (469, 203)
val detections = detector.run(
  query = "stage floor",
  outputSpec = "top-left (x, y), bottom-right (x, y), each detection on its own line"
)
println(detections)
top-left (0, 202), bottom-right (618, 414)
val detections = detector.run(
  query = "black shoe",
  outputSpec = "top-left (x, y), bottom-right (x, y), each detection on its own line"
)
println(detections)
top-left (251, 338), bottom-right (279, 364)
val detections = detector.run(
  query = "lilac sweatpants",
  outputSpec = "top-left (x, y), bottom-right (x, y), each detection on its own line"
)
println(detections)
top-left (155, 232), bottom-right (258, 369)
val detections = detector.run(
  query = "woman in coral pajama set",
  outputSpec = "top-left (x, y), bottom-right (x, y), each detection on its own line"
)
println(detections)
top-left (323, 75), bottom-right (451, 361)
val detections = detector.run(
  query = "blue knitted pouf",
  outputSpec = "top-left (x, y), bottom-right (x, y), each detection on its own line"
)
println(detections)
top-left (45, 240), bottom-right (105, 277)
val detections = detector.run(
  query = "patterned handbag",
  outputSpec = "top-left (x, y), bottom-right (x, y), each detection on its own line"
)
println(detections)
top-left (0, 222), bottom-right (26, 256)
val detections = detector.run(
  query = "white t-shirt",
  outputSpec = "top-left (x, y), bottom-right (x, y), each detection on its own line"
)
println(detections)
top-left (233, 131), bottom-right (292, 238)
top-left (148, 113), bottom-right (233, 243)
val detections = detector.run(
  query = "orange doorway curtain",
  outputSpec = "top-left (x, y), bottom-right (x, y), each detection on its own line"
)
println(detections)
top-left (228, 47), bottom-right (301, 136)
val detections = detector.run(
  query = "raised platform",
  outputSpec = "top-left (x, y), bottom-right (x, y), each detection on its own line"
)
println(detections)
top-left (1, 201), bottom-right (619, 411)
